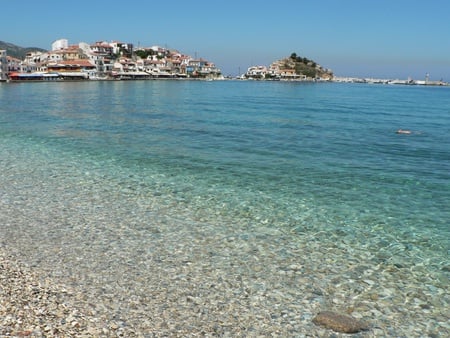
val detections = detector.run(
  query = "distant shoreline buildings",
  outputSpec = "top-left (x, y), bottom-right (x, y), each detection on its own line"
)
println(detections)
top-left (0, 39), bottom-right (448, 85)
top-left (333, 75), bottom-right (448, 86)
top-left (0, 38), bottom-right (223, 81)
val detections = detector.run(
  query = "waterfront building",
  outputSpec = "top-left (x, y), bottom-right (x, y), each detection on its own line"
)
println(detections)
top-left (187, 59), bottom-right (221, 78)
top-left (47, 59), bottom-right (96, 79)
top-left (0, 50), bottom-right (7, 81)
top-left (245, 65), bottom-right (268, 79)
top-left (84, 42), bottom-right (113, 75)
top-left (7, 55), bottom-right (22, 73)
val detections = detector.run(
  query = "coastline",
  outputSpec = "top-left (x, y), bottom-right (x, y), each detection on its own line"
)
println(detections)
top-left (2, 75), bottom-right (448, 86)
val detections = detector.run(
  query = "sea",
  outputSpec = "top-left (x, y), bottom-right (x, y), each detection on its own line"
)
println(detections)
top-left (0, 80), bottom-right (449, 336)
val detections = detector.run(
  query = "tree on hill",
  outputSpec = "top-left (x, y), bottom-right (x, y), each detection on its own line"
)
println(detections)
top-left (135, 49), bottom-right (157, 59)
top-left (295, 62), bottom-right (317, 78)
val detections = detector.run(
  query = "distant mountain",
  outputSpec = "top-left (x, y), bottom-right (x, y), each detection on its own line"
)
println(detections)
top-left (0, 41), bottom-right (47, 60)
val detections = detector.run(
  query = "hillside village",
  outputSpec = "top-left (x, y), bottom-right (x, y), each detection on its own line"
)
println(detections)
top-left (0, 39), bottom-right (223, 81)
top-left (244, 53), bottom-right (334, 81)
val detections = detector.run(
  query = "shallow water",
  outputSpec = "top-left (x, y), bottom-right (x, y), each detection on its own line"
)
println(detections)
top-left (1, 80), bottom-right (449, 336)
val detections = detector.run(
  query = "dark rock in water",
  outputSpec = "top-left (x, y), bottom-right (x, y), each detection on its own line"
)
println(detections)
top-left (312, 311), bottom-right (369, 333)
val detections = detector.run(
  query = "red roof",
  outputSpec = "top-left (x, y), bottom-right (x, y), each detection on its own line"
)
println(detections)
top-left (58, 59), bottom-right (95, 67)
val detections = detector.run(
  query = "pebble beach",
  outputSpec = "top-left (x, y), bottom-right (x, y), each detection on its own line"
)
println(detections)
top-left (1, 215), bottom-right (449, 337)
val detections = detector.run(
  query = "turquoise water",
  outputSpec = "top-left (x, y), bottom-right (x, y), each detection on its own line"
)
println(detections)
top-left (1, 80), bottom-right (449, 335)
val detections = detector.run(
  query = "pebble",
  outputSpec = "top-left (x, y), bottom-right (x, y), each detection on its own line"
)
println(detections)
top-left (363, 279), bottom-right (375, 286)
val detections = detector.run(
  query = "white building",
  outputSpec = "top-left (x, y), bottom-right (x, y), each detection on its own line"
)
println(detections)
top-left (78, 42), bottom-right (91, 55)
top-left (52, 38), bottom-right (69, 51)
top-left (7, 55), bottom-right (22, 73)
top-left (110, 41), bottom-right (133, 56)
top-left (245, 65), bottom-right (268, 78)
top-left (0, 50), bottom-right (7, 81)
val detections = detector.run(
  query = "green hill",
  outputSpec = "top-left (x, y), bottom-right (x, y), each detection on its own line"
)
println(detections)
top-left (271, 52), bottom-right (334, 79)
top-left (0, 41), bottom-right (47, 60)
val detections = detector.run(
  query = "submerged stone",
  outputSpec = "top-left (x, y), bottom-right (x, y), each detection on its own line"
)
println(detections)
top-left (312, 311), bottom-right (369, 333)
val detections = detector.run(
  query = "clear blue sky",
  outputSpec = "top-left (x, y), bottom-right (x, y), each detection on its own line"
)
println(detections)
top-left (2, 0), bottom-right (449, 79)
